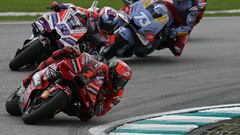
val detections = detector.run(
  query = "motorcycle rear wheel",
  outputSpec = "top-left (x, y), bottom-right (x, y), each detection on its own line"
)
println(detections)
top-left (134, 43), bottom-right (155, 57)
top-left (134, 47), bottom-right (149, 57)
top-left (9, 37), bottom-right (50, 71)
top-left (22, 90), bottom-right (68, 124)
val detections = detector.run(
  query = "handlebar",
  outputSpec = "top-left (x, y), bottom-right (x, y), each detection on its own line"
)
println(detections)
top-left (89, 0), bottom-right (99, 13)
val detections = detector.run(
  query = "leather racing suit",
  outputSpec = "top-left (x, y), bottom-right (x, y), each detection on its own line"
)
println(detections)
top-left (22, 46), bottom-right (128, 121)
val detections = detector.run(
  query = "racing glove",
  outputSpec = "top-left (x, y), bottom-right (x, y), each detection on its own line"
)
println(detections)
top-left (168, 28), bottom-right (178, 39)
top-left (51, 46), bottom-right (81, 59)
top-left (159, 28), bottom-right (177, 41)
top-left (50, 1), bottom-right (68, 12)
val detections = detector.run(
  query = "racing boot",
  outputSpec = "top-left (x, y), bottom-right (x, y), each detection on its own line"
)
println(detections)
top-left (62, 103), bottom-right (94, 122)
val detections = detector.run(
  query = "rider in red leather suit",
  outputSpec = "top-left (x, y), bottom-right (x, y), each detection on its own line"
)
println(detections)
top-left (22, 46), bottom-right (132, 121)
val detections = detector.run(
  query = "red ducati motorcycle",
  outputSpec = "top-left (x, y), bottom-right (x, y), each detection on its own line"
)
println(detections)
top-left (5, 56), bottom-right (91, 124)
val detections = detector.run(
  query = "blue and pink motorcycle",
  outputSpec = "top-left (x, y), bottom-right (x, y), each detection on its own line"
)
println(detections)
top-left (91, 0), bottom-right (174, 60)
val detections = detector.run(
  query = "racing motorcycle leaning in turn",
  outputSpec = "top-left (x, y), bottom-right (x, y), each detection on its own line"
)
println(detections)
top-left (98, 0), bottom-right (174, 60)
top-left (9, 0), bottom-right (99, 71)
top-left (5, 48), bottom-right (132, 124)
top-left (99, 0), bottom-right (206, 60)
top-left (6, 56), bottom-right (85, 124)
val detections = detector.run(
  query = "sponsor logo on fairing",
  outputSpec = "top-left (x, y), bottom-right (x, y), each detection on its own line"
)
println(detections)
top-left (56, 24), bottom-right (70, 35)
top-left (62, 38), bottom-right (77, 46)
top-left (71, 59), bottom-right (79, 74)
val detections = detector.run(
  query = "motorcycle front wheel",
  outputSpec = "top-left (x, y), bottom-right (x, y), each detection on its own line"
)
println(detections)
top-left (22, 90), bottom-right (68, 124)
top-left (9, 37), bottom-right (51, 71)
top-left (5, 90), bottom-right (21, 116)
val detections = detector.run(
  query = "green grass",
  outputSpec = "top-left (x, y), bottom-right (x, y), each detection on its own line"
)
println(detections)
top-left (0, 0), bottom-right (239, 21)
top-left (0, 0), bottom-right (123, 12)
top-left (0, 0), bottom-right (239, 12)
top-left (206, 0), bottom-right (240, 11)
top-left (205, 13), bottom-right (240, 17)
top-left (0, 16), bottom-right (40, 21)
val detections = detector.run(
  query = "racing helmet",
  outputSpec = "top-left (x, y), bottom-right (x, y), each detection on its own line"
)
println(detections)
top-left (108, 59), bottom-right (132, 92)
top-left (98, 7), bottom-right (119, 34)
top-left (146, 2), bottom-right (169, 19)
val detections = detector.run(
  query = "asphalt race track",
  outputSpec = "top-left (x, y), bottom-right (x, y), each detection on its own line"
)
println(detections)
top-left (0, 17), bottom-right (240, 135)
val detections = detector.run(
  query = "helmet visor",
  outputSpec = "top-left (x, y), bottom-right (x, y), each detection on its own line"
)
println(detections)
top-left (99, 19), bottom-right (117, 33)
top-left (111, 72), bottom-right (128, 92)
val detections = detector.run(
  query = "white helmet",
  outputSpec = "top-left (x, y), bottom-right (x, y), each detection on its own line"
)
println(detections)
top-left (98, 7), bottom-right (119, 34)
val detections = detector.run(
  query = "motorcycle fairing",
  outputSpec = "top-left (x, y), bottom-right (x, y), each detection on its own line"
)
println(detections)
top-left (38, 17), bottom-right (52, 33)
top-left (57, 57), bottom-right (83, 80)
top-left (56, 56), bottom-right (95, 109)
top-left (19, 64), bottom-right (62, 111)
top-left (130, 1), bottom-right (168, 45)
top-left (117, 27), bottom-right (135, 44)
top-left (35, 8), bottom-right (87, 48)
top-left (131, 1), bottom-right (167, 36)
top-left (51, 14), bottom-right (59, 27)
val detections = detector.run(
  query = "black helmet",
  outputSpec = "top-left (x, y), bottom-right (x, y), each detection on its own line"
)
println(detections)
top-left (108, 59), bottom-right (132, 92)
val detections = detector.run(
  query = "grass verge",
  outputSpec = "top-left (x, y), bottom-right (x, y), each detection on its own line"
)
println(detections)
top-left (0, 0), bottom-right (123, 12)
top-left (206, 0), bottom-right (240, 11)
top-left (205, 13), bottom-right (240, 17)
top-left (0, 0), bottom-right (240, 12)
top-left (0, 0), bottom-right (239, 21)
top-left (0, 16), bottom-right (40, 21)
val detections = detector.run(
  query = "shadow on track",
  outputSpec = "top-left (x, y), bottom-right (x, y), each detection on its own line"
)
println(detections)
top-left (3, 113), bottom-right (85, 127)
top-left (188, 36), bottom-right (228, 46)
top-left (32, 114), bottom-right (105, 127)
top-left (121, 54), bottom-right (215, 67)
top-left (188, 37), bottom-right (216, 43)
top-left (122, 55), bottom-right (179, 66)
top-left (37, 118), bottom-right (83, 127)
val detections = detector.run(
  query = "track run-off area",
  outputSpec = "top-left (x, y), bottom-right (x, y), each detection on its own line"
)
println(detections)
top-left (0, 17), bottom-right (240, 135)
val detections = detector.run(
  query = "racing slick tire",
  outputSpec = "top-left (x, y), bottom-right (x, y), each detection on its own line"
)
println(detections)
top-left (9, 37), bottom-right (50, 71)
top-left (22, 90), bottom-right (68, 124)
top-left (5, 90), bottom-right (21, 116)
